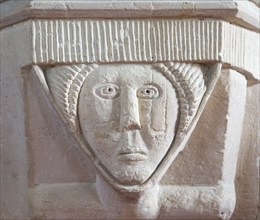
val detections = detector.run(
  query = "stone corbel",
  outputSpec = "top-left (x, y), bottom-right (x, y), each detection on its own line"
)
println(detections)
top-left (1, 1), bottom-right (259, 220)
top-left (28, 18), bottom-right (258, 220)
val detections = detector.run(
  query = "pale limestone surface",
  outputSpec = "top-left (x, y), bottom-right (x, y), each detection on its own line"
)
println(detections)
top-left (0, 1), bottom-right (259, 220)
top-left (30, 19), bottom-right (259, 81)
top-left (77, 64), bottom-right (179, 185)
top-left (1, 0), bottom-right (260, 31)
top-left (0, 21), bottom-right (31, 219)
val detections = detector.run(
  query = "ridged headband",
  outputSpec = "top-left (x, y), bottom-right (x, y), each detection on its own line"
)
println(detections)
top-left (45, 62), bottom-right (206, 139)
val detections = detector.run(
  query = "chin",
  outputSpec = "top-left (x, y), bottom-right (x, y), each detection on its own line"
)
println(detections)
top-left (113, 164), bottom-right (153, 185)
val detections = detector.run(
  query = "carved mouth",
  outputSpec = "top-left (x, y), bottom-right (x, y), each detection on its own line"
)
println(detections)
top-left (118, 151), bottom-right (147, 162)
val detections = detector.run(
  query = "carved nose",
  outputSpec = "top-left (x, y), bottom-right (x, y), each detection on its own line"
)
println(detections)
top-left (120, 87), bottom-right (141, 132)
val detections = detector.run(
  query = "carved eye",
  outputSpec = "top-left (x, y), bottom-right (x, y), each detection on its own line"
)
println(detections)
top-left (95, 83), bottom-right (120, 99)
top-left (137, 85), bottom-right (160, 99)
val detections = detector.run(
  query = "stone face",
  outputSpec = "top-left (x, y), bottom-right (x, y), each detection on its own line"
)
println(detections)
top-left (77, 64), bottom-right (178, 185)
top-left (33, 61), bottom-right (219, 196)
top-left (42, 63), bottom-right (206, 187)
top-left (0, 1), bottom-right (259, 220)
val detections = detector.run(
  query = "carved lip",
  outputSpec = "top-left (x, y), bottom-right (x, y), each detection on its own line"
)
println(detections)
top-left (117, 150), bottom-right (147, 162)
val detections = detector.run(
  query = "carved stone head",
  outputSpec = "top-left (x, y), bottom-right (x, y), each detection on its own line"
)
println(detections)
top-left (78, 64), bottom-right (178, 185)
top-left (33, 61), bottom-right (216, 193)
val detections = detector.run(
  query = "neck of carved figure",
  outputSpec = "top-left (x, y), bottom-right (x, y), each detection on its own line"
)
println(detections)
top-left (95, 175), bottom-right (160, 219)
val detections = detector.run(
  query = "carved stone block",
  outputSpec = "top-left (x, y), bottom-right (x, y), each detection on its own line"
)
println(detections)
top-left (0, 1), bottom-right (259, 219)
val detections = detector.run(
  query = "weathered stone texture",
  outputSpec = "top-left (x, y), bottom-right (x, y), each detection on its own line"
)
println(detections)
top-left (0, 1), bottom-right (259, 219)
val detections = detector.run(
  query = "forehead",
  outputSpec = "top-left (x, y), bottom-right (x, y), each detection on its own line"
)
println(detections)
top-left (86, 64), bottom-right (168, 85)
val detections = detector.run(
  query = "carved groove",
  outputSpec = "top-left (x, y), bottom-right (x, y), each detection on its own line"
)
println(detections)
top-left (32, 19), bottom-right (221, 63)
top-left (32, 19), bottom-right (259, 79)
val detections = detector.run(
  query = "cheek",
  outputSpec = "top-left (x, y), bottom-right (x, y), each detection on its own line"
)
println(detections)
top-left (79, 110), bottom-right (120, 159)
top-left (80, 97), bottom-right (120, 130)
top-left (139, 91), bottom-right (178, 149)
top-left (79, 98), bottom-right (121, 149)
top-left (94, 98), bottom-right (120, 123)
top-left (92, 131), bottom-right (118, 153)
top-left (150, 89), bottom-right (167, 132)
top-left (138, 90), bottom-right (169, 133)
top-left (139, 100), bottom-right (152, 126)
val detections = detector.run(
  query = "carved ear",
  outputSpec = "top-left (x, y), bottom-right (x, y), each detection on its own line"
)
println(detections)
top-left (32, 64), bottom-right (98, 133)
